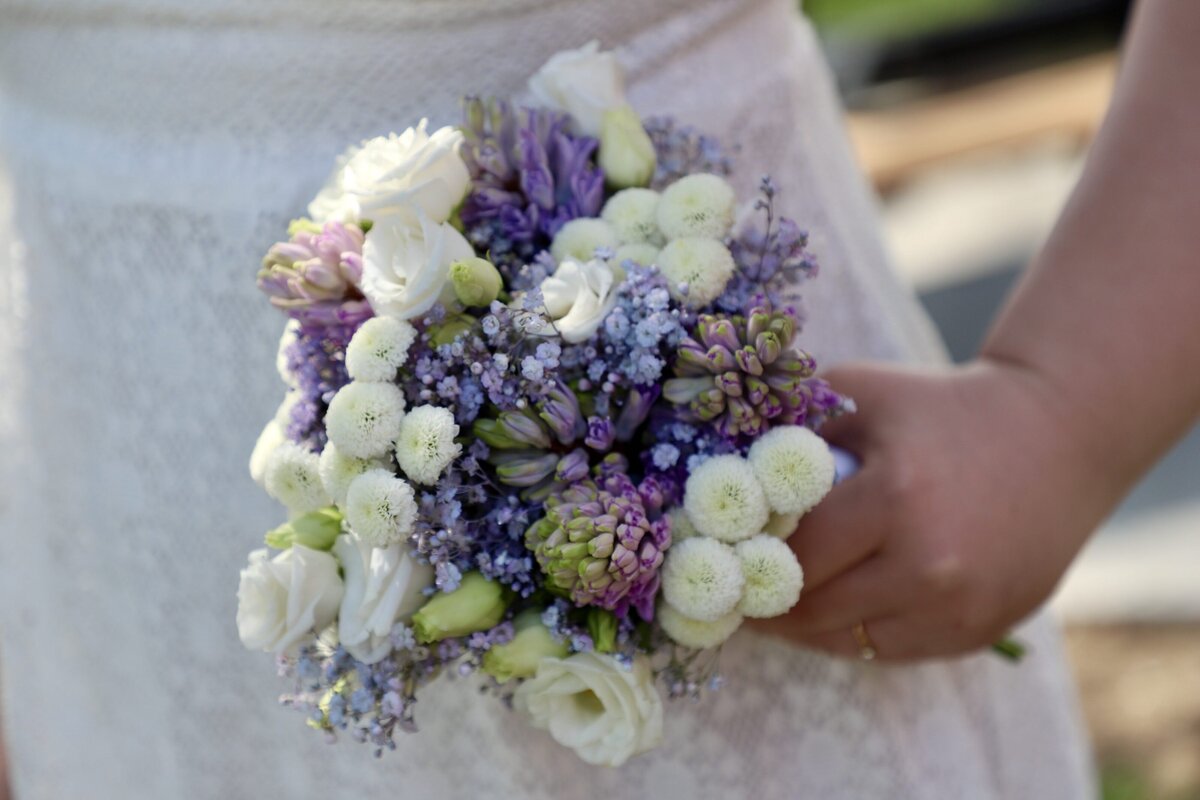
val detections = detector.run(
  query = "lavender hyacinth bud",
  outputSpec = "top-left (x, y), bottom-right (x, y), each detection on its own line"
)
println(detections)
top-left (613, 385), bottom-right (660, 442)
top-left (473, 410), bottom-right (552, 451)
top-left (491, 451), bottom-right (560, 487)
top-left (538, 380), bottom-right (585, 445)
top-left (584, 415), bottom-right (616, 451)
top-left (555, 448), bottom-right (591, 483)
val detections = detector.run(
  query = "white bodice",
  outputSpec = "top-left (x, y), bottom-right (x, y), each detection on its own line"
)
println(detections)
top-left (0, 0), bottom-right (1092, 797)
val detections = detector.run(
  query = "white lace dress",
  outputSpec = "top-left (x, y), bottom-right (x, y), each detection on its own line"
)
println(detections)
top-left (0, 0), bottom-right (1095, 797)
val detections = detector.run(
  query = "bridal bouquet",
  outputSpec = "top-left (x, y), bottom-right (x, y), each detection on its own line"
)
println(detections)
top-left (237, 42), bottom-right (851, 767)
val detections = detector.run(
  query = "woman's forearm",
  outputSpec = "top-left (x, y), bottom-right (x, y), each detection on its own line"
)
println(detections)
top-left (981, 0), bottom-right (1200, 504)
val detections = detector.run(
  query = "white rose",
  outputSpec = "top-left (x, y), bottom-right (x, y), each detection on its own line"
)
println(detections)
top-left (539, 257), bottom-right (624, 343)
top-left (332, 532), bottom-right (434, 664)
top-left (514, 652), bottom-right (664, 767)
top-left (236, 546), bottom-right (344, 656)
top-left (361, 213), bottom-right (475, 320)
top-left (528, 41), bottom-right (627, 136)
top-left (307, 120), bottom-right (471, 227)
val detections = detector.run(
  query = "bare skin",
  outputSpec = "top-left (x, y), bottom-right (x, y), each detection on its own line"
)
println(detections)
top-left (756, 0), bottom-right (1200, 660)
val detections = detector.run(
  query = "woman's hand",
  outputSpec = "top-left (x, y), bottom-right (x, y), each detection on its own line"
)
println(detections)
top-left (753, 358), bottom-right (1116, 661)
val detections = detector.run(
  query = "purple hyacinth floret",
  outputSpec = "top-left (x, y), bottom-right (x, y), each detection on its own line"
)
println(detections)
top-left (257, 220), bottom-right (373, 327)
top-left (460, 97), bottom-right (605, 274)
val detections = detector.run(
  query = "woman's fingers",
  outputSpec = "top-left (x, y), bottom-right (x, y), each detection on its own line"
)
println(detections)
top-left (781, 554), bottom-right (906, 638)
top-left (795, 616), bottom-right (941, 663)
top-left (786, 457), bottom-right (890, 593)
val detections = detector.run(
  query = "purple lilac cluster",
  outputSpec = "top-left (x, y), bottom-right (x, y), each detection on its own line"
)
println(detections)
top-left (282, 619), bottom-right (516, 757)
top-left (643, 115), bottom-right (736, 189)
top-left (283, 323), bottom-right (355, 450)
top-left (459, 97), bottom-right (604, 276)
top-left (722, 177), bottom-right (820, 313)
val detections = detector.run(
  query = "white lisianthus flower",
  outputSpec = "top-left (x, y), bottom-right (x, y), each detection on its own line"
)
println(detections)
top-left (549, 218), bottom-right (620, 264)
top-left (236, 545), bottom-right (344, 655)
top-left (747, 425), bottom-right (836, 515)
top-left (660, 537), bottom-right (745, 622)
top-left (657, 601), bottom-right (743, 650)
top-left (735, 535), bottom-right (804, 618)
top-left (307, 121), bottom-right (471, 227)
top-left (333, 531), bottom-right (433, 664)
top-left (613, 242), bottom-right (660, 268)
top-left (528, 40), bottom-right (626, 137)
top-left (361, 213), bottom-right (475, 321)
top-left (514, 652), bottom-right (664, 767)
top-left (656, 173), bottom-right (737, 239)
top-left (763, 510), bottom-right (803, 540)
top-left (601, 188), bottom-right (663, 245)
top-left (318, 443), bottom-right (386, 508)
top-left (324, 381), bottom-right (407, 459)
top-left (264, 441), bottom-right (331, 514)
top-left (683, 454), bottom-right (770, 542)
top-left (395, 405), bottom-right (461, 485)
top-left (344, 468), bottom-right (418, 548)
top-left (276, 318), bottom-right (300, 388)
top-left (656, 237), bottom-right (736, 308)
top-left (539, 258), bottom-right (624, 344)
top-left (345, 316), bottom-right (418, 382)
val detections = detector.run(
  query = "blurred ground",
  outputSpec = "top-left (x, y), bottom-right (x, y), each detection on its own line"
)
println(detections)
top-left (1066, 626), bottom-right (1200, 800)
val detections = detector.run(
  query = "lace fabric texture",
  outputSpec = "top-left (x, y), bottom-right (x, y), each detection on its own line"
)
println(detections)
top-left (0, 0), bottom-right (1093, 796)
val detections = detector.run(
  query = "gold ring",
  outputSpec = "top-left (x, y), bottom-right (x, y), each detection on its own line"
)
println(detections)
top-left (851, 621), bottom-right (878, 661)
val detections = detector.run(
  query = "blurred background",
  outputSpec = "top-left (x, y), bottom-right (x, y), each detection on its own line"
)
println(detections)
top-left (805, 1), bottom-right (1200, 797)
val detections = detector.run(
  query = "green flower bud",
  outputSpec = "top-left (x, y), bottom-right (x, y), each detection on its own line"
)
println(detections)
top-left (599, 105), bottom-right (656, 190)
top-left (264, 506), bottom-right (343, 551)
top-left (587, 608), bottom-right (619, 654)
top-left (412, 572), bottom-right (511, 643)
top-left (449, 257), bottom-right (503, 307)
top-left (481, 609), bottom-right (569, 682)
top-left (429, 313), bottom-right (476, 346)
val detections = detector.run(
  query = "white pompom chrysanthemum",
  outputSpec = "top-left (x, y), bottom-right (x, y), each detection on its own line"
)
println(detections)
top-left (667, 507), bottom-right (700, 542)
top-left (656, 237), bottom-right (736, 308)
top-left (344, 468), bottom-right (418, 547)
top-left (683, 454), bottom-right (769, 542)
top-left (657, 601), bottom-right (743, 650)
top-left (613, 243), bottom-right (660, 268)
top-left (660, 537), bottom-right (744, 622)
top-left (763, 511), bottom-right (802, 540)
top-left (656, 173), bottom-right (736, 240)
top-left (345, 316), bottom-right (417, 383)
top-left (395, 405), bottom-right (461, 485)
top-left (250, 419), bottom-right (286, 488)
top-left (550, 218), bottom-right (620, 263)
top-left (601, 188), bottom-right (663, 245)
top-left (264, 441), bottom-right (331, 514)
top-left (324, 381), bottom-right (407, 459)
top-left (318, 443), bottom-right (386, 508)
top-left (735, 535), bottom-right (804, 618)
top-left (747, 425), bottom-right (836, 515)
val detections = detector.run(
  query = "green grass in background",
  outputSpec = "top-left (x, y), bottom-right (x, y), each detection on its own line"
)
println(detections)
top-left (803, 0), bottom-right (1036, 39)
